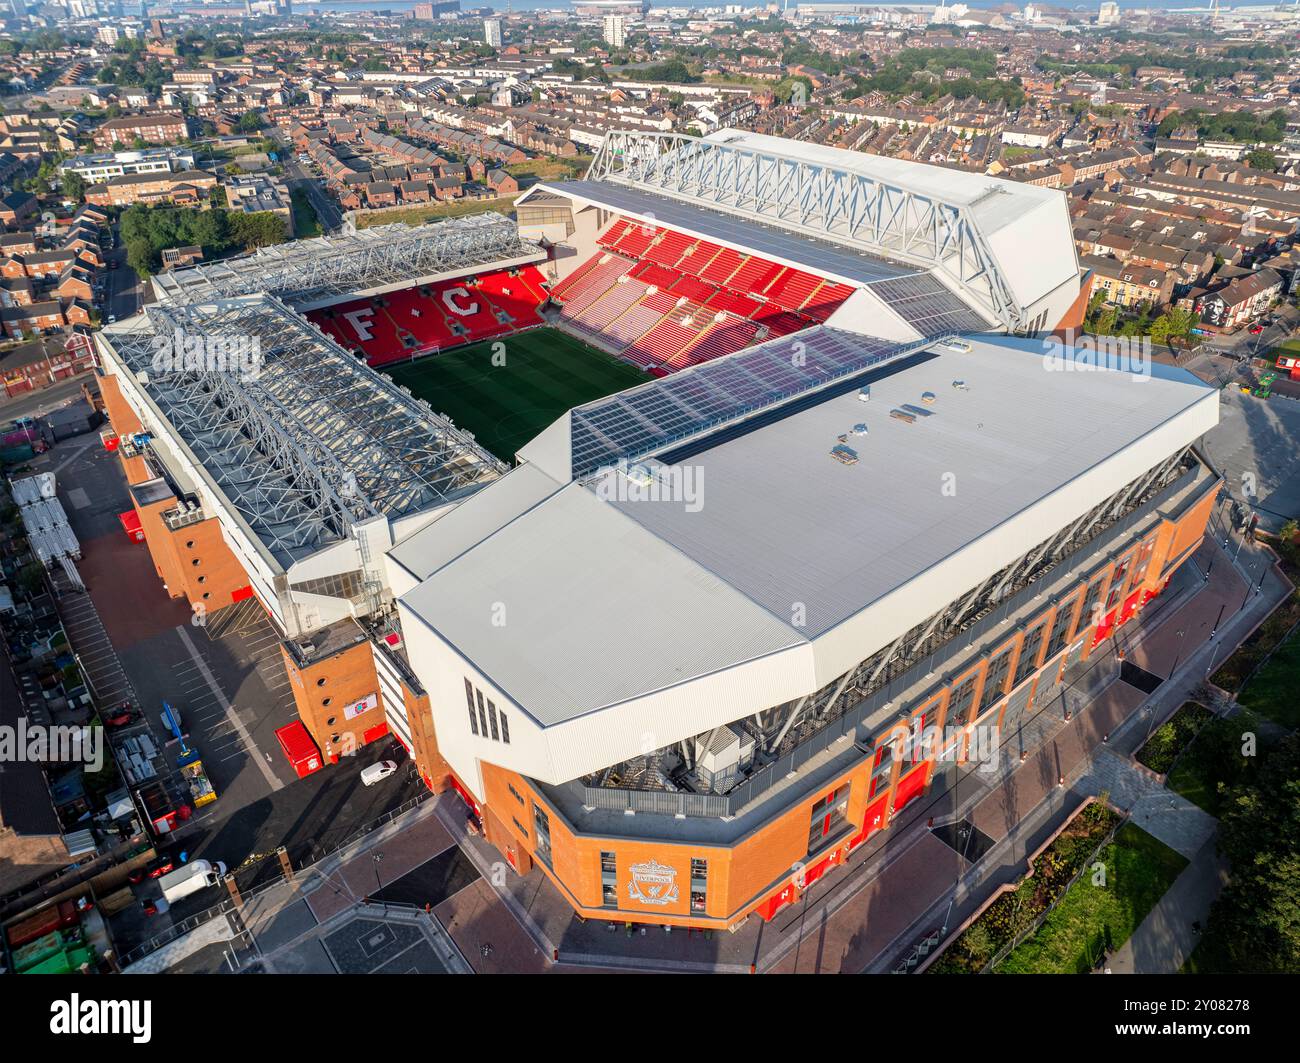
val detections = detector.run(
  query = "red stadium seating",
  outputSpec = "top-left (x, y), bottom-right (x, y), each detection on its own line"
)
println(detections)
top-left (630, 261), bottom-right (681, 290)
top-left (306, 264), bottom-right (547, 367)
top-left (598, 218), bottom-right (629, 250)
top-left (615, 223), bottom-right (658, 258)
top-left (678, 240), bottom-right (723, 276)
top-left (730, 256), bottom-right (784, 294)
top-left (803, 282), bottom-right (856, 322)
top-left (700, 248), bottom-right (743, 286)
top-left (680, 317), bottom-right (761, 367)
top-left (765, 268), bottom-right (824, 312)
top-left (669, 274), bottom-right (717, 304)
top-left (548, 216), bottom-right (857, 375)
top-left (645, 230), bottom-right (696, 268)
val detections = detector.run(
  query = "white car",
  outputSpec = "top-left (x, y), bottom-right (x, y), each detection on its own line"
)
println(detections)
top-left (360, 760), bottom-right (399, 786)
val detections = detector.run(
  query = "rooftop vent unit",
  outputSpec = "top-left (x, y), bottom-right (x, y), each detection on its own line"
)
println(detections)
top-left (831, 443), bottom-right (860, 464)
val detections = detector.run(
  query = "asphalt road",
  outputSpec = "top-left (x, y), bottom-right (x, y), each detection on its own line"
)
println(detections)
top-left (284, 159), bottom-right (343, 233)
top-left (0, 373), bottom-right (92, 423)
top-left (104, 242), bottom-right (145, 322)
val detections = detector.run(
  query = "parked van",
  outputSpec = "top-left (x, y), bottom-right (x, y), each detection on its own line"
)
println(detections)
top-left (360, 760), bottom-right (398, 787)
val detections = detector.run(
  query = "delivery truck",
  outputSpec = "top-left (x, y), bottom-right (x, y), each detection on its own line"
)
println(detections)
top-left (158, 859), bottom-right (228, 904)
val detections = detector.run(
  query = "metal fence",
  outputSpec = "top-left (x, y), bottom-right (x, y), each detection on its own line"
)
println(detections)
top-left (978, 811), bottom-right (1128, 974)
top-left (118, 782), bottom-right (431, 968)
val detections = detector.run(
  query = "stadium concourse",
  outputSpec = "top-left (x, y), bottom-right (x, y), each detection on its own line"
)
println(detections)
top-left (84, 127), bottom-right (1223, 941)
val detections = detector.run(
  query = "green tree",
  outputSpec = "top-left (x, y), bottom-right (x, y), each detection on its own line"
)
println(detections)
top-left (61, 169), bottom-right (86, 203)
top-left (1198, 732), bottom-right (1300, 973)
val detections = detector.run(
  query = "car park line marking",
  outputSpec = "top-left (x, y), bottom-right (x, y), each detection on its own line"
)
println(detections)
top-left (175, 625), bottom-right (283, 792)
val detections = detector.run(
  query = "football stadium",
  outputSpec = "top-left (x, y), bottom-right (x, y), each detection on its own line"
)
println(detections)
top-left (91, 129), bottom-right (1221, 930)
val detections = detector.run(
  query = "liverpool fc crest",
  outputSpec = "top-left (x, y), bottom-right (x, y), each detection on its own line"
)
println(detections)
top-left (627, 858), bottom-right (679, 906)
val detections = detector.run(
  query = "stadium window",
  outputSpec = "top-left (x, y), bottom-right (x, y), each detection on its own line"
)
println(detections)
top-left (532, 803), bottom-right (553, 868)
top-left (869, 739), bottom-right (895, 798)
top-left (600, 852), bottom-right (619, 907)
top-left (1014, 623), bottom-right (1047, 686)
top-left (1046, 596), bottom-right (1080, 658)
top-left (316, 677), bottom-right (326, 687)
top-left (487, 699), bottom-right (500, 741)
top-left (499, 710), bottom-right (510, 745)
top-left (512, 816), bottom-right (529, 839)
top-left (476, 690), bottom-right (488, 739)
top-left (1105, 554), bottom-right (1133, 611)
top-left (690, 857), bottom-right (708, 912)
top-left (983, 646), bottom-right (1014, 703)
top-left (191, 558), bottom-right (201, 566)
top-left (464, 679), bottom-right (478, 736)
top-left (808, 784), bottom-right (850, 854)
top-left (947, 672), bottom-right (979, 728)
top-left (1130, 536), bottom-right (1157, 588)
top-left (201, 592), bottom-right (210, 600)
top-left (507, 782), bottom-right (524, 806)
top-left (185, 540), bottom-right (195, 549)
top-left (322, 697), bottom-right (332, 707)
top-left (1081, 573), bottom-right (1106, 629)
top-left (197, 575), bottom-right (206, 584)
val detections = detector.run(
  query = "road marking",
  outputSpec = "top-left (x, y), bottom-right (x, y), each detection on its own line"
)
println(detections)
top-left (175, 624), bottom-right (283, 792)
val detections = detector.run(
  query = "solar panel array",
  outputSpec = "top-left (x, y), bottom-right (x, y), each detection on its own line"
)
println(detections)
top-left (868, 273), bottom-right (990, 337)
top-left (570, 327), bottom-right (903, 477)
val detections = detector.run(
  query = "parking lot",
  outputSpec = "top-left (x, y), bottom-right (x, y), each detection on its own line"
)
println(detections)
top-left (24, 433), bottom-right (423, 916)
top-left (1204, 382), bottom-right (1300, 532)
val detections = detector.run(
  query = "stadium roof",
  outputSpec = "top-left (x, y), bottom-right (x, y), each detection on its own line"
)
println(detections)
top-left (98, 294), bottom-right (503, 568)
top-left (398, 335), bottom-right (1218, 732)
top-left (582, 129), bottom-right (1081, 331)
top-left (518, 326), bottom-right (915, 481)
top-left (151, 213), bottom-right (544, 310)
top-left (534, 180), bottom-right (914, 288)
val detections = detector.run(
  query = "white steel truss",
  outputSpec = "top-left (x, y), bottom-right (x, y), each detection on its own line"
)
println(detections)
top-left (110, 296), bottom-right (503, 565)
top-left (587, 131), bottom-right (1028, 332)
top-left (153, 213), bottom-right (541, 309)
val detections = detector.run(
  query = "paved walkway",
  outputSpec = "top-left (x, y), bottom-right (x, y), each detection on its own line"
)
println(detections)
top-left (1107, 836), bottom-right (1230, 974)
top-left (1076, 750), bottom-right (1217, 860)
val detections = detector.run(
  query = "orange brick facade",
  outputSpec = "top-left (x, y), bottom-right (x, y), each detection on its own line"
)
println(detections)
top-left (99, 373), bottom-right (251, 613)
top-left (282, 640), bottom-right (390, 765)
top-left (459, 478), bottom-right (1220, 930)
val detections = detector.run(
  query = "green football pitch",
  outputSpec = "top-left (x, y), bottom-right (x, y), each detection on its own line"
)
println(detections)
top-left (382, 327), bottom-right (648, 461)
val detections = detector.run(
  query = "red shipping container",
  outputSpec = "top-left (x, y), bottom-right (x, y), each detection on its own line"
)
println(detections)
top-left (275, 721), bottom-right (323, 779)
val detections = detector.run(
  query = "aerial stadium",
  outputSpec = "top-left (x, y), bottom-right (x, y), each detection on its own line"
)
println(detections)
top-left (92, 129), bottom-right (1221, 929)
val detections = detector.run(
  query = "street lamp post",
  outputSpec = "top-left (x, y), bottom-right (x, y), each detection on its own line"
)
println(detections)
top-left (372, 851), bottom-right (384, 893)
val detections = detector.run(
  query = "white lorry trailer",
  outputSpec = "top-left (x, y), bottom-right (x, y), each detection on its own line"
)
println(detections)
top-left (158, 860), bottom-right (228, 904)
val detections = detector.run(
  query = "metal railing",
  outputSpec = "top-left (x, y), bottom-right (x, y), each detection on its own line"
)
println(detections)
top-left (978, 811), bottom-right (1128, 974)
top-left (582, 463), bottom-right (1210, 819)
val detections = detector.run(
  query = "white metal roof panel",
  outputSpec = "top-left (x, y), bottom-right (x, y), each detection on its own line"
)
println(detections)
top-left (398, 482), bottom-right (804, 726)
top-left (539, 179), bottom-right (914, 287)
top-left (610, 336), bottom-right (1217, 638)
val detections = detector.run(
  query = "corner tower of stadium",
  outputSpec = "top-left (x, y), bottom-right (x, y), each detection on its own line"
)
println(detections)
top-left (93, 130), bottom-right (1220, 929)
